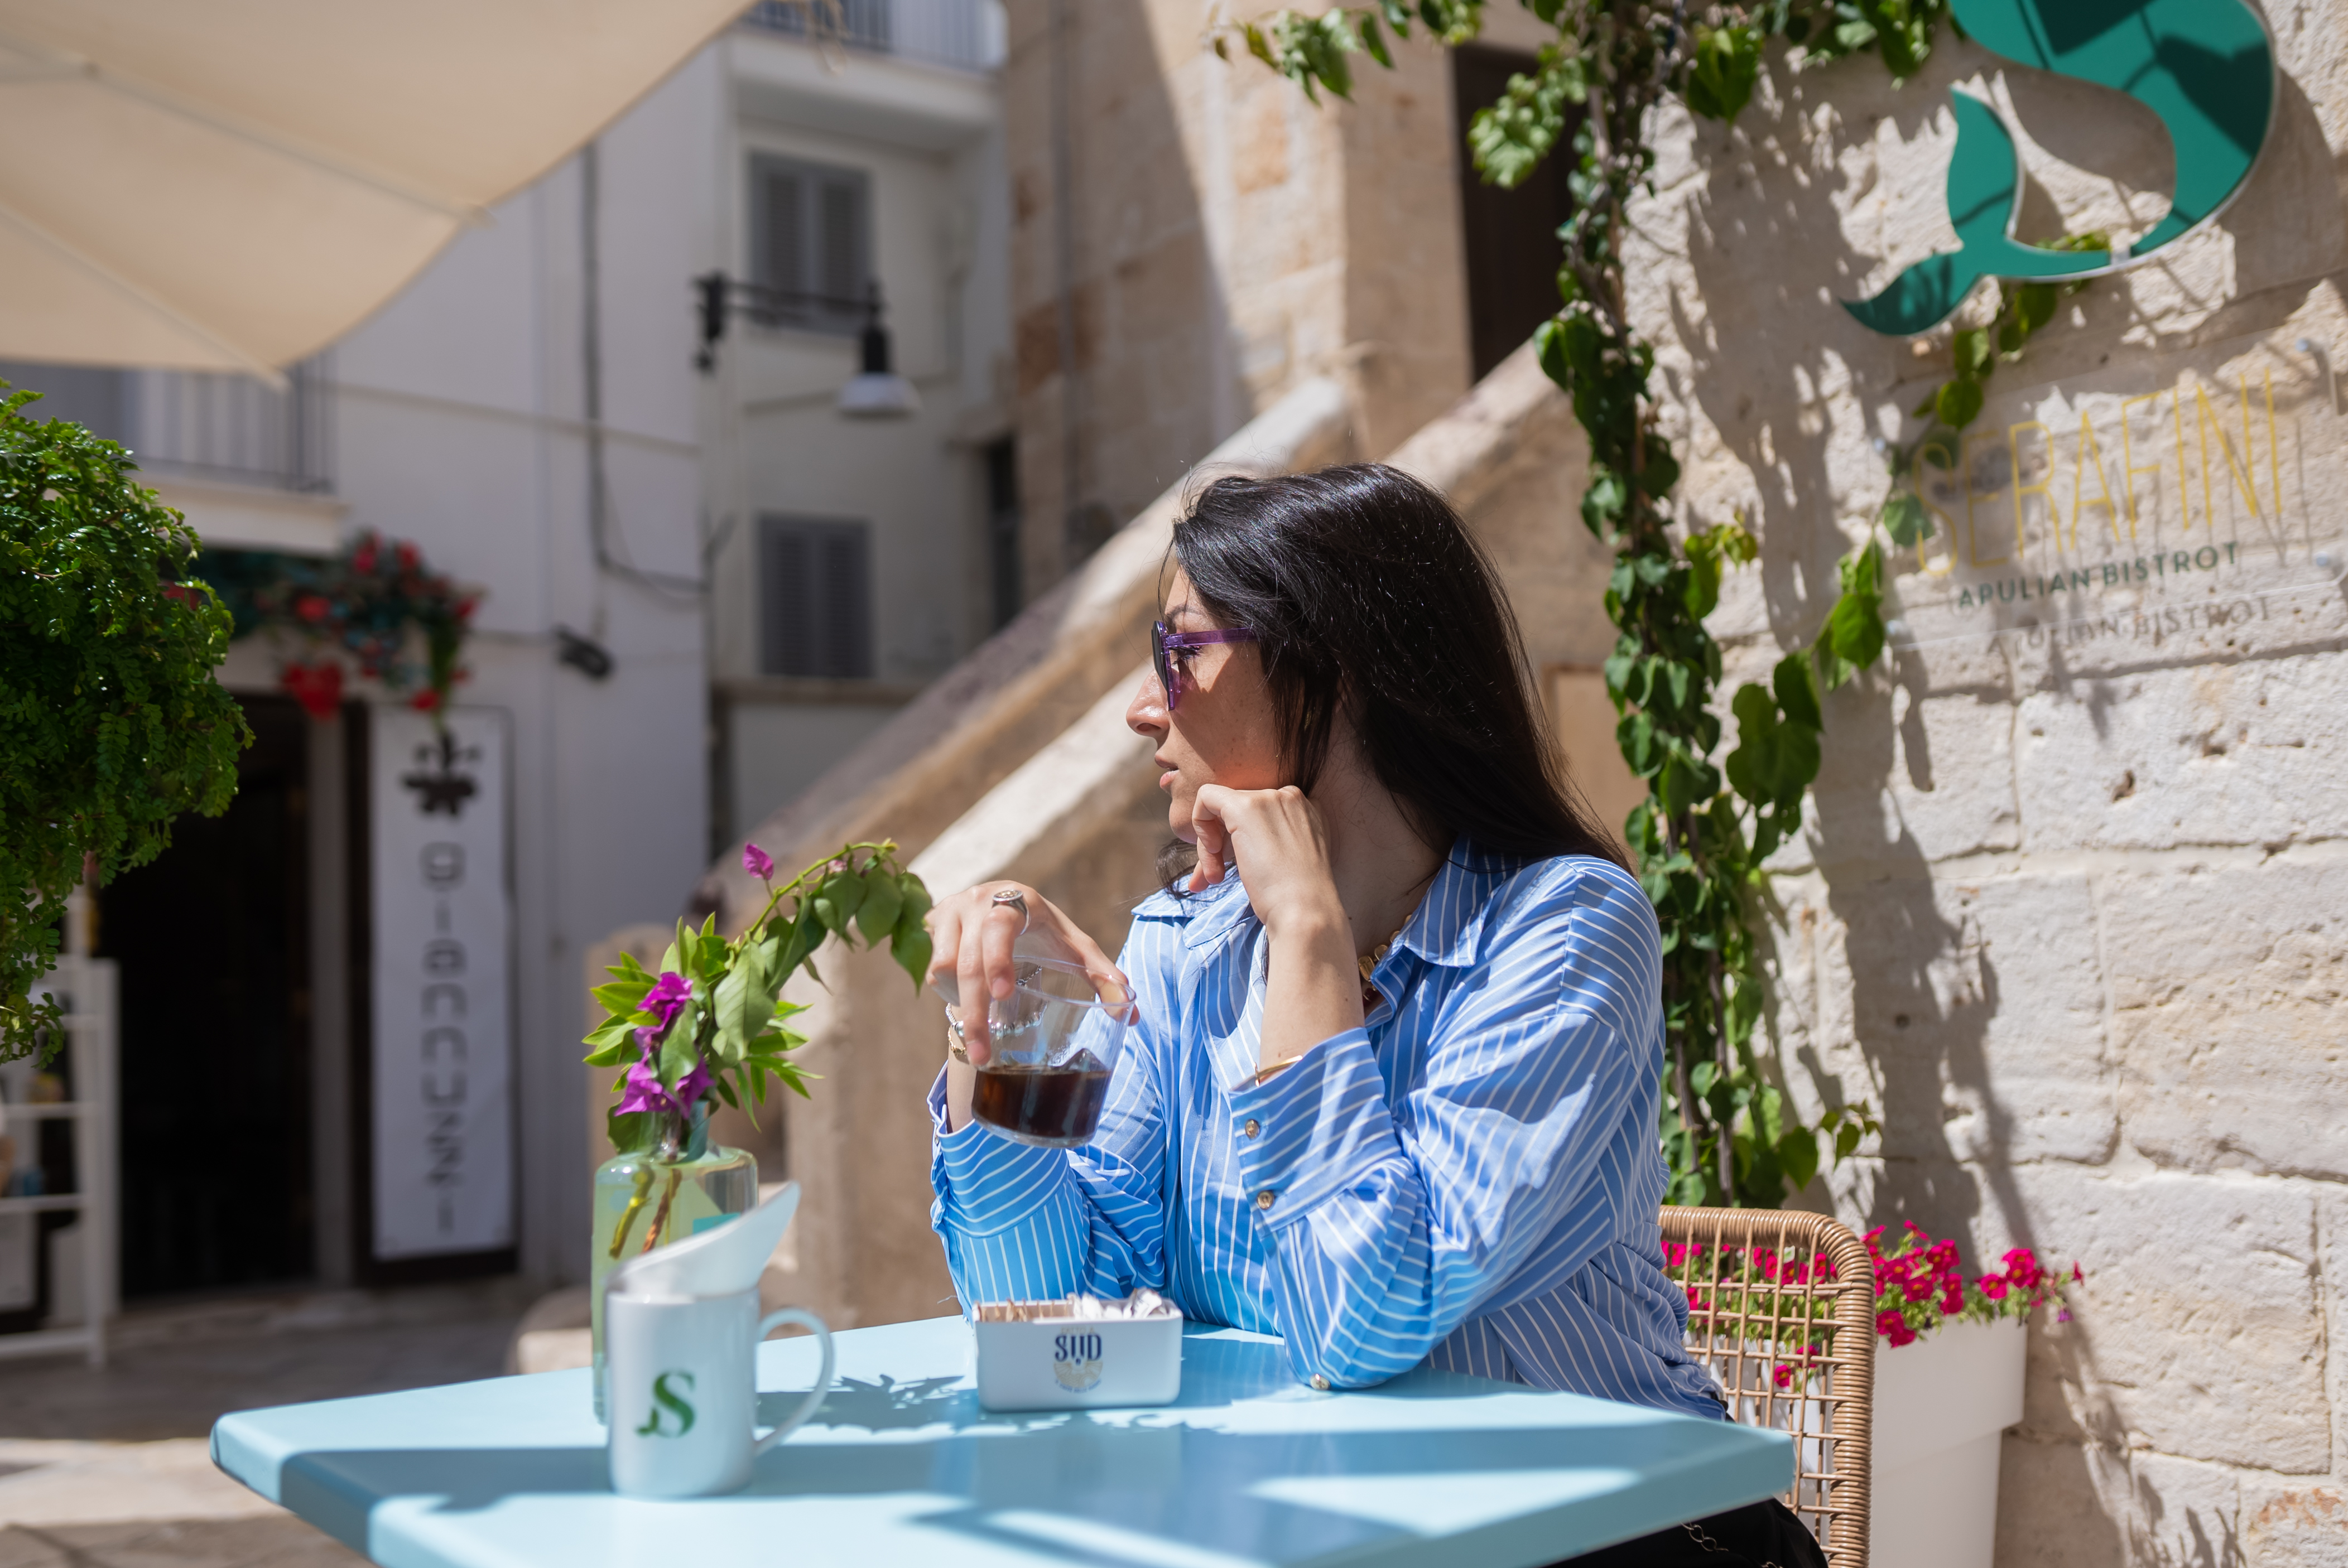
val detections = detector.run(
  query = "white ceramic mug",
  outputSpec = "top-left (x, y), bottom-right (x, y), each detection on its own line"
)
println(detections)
top-left (604, 1287), bottom-right (835, 1498)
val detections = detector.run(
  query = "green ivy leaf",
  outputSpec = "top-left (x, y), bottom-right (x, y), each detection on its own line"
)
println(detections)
top-left (1777, 1126), bottom-right (1820, 1194)
top-left (1878, 488), bottom-right (1931, 547)
top-left (1951, 327), bottom-right (1991, 377)
top-left (1936, 375), bottom-right (1984, 430)
top-left (1580, 465), bottom-right (1629, 538)
top-left (1772, 650), bottom-right (1822, 732)
top-left (1683, 23), bottom-right (1762, 122)
top-left (1655, 746), bottom-right (1720, 817)
top-left (1724, 683), bottom-right (1820, 812)
top-left (1821, 585), bottom-right (1885, 684)
top-left (1637, 434), bottom-right (1680, 497)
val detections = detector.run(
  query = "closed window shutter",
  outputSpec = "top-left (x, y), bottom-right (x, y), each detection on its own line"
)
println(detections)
top-left (815, 525), bottom-right (872, 677)
top-left (816, 176), bottom-right (863, 309)
top-left (762, 167), bottom-right (806, 301)
top-left (748, 155), bottom-right (868, 333)
top-left (760, 520), bottom-right (814, 676)
top-left (760, 517), bottom-right (872, 679)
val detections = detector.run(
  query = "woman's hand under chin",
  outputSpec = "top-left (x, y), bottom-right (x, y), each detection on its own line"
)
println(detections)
top-left (1191, 784), bottom-right (1364, 1069)
top-left (1189, 784), bottom-right (1348, 939)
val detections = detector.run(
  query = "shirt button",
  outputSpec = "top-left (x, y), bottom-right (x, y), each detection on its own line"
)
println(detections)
top-left (1243, 1118), bottom-right (1260, 1139)
top-left (1310, 1374), bottom-right (1330, 1391)
top-left (1256, 1188), bottom-right (1277, 1210)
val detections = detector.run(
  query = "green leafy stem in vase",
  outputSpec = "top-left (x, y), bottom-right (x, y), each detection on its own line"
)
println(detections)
top-left (581, 838), bottom-right (932, 1198)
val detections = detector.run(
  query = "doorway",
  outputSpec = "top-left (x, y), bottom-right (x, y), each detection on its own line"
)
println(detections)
top-left (98, 694), bottom-right (316, 1297)
top-left (1451, 45), bottom-right (1585, 382)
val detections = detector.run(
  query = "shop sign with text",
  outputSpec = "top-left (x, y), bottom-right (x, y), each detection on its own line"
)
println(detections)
top-left (369, 706), bottom-right (514, 1260)
top-left (1891, 330), bottom-right (2346, 652)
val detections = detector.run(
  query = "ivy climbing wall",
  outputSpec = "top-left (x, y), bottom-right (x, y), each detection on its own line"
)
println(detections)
top-left (1622, 7), bottom-right (2348, 1561)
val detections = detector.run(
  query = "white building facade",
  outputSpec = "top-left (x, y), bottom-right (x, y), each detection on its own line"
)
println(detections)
top-left (0, 1), bottom-right (1007, 1315)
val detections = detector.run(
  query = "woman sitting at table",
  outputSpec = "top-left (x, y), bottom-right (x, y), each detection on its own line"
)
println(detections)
top-left (925, 464), bottom-right (1821, 1567)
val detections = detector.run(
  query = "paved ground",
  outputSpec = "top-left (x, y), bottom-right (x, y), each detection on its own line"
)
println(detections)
top-left (0, 1280), bottom-right (539, 1568)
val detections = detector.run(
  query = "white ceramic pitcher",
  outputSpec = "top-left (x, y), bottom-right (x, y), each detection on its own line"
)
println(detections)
top-left (603, 1182), bottom-right (835, 1498)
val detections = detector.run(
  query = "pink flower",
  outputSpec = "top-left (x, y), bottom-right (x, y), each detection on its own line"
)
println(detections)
top-left (1981, 1276), bottom-right (2010, 1302)
top-left (615, 1057), bottom-right (711, 1118)
top-left (615, 1018), bottom-right (714, 1120)
top-left (743, 842), bottom-right (775, 881)
top-left (642, 971), bottom-right (691, 1030)
top-left (1941, 1288), bottom-right (1964, 1315)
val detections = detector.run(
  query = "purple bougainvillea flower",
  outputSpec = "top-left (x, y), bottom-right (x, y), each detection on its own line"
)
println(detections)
top-left (615, 1058), bottom-right (672, 1117)
top-left (615, 1054), bottom-right (714, 1120)
top-left (642, 971), bottom-right (691, 1030)
top-left (743, 842), bottom-right (775, 881)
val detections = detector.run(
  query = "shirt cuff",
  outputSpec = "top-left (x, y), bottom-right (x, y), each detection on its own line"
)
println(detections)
top-left (1227, 1028), bottom-right (1404, 1224)
top-left (927, 1064), bottom-right (1068, 1236)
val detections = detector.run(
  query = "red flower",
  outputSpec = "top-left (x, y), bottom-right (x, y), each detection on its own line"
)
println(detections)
top-left (295, 594), bottom-right (331, 624)
top-left (352, 535), bottom-right (379, 573)
top-left (1980, 1276), bottom-right (2009, 1301)
top-left (1773, 1364), bottom-right (1794, 1390)
top-left (279, 660), bottom-right (344, 721)
top-left (396, 541), bottom-right (420, 571)
top-left (410, 688), bottom-right (442, 712)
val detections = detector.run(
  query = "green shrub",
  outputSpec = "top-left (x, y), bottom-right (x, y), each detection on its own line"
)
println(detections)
top-left (0, 384), bottom-right (249, 1060)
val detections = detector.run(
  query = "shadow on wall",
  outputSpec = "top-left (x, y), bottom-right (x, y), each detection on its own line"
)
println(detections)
top-left (1664, 38), bottom-right (2344, 1568)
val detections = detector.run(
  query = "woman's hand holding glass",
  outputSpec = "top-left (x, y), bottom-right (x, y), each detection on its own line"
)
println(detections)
top-left (925, 881), bottom-right (1128, 1068)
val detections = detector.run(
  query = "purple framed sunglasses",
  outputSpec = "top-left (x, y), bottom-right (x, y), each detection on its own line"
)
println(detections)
top-left (1152, 620), bottom-right (1258, 710)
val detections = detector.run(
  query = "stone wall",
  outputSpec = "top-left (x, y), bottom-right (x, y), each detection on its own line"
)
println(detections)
top-left (1615, 6), bottom-right (2348, 1560)
top-left (998, 0), bottom-right (1472, 590)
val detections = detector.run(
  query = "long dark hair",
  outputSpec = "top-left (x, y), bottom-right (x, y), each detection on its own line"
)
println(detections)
top-left (1161, 462), bottom-right (1628, 885)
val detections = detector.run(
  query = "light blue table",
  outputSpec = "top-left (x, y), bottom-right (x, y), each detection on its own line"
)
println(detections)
top-left (213, 1315), bottom-right (1790, 1568)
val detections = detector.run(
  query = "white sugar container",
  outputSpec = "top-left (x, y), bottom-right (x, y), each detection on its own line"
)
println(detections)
top-left (972, 1294), bottom-right (1184, 1411)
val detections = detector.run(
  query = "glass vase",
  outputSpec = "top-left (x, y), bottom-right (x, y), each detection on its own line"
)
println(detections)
top-left (589, 1107), bottom-right (757, 1420)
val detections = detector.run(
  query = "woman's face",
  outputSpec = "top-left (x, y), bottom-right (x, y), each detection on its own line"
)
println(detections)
top-left (1126, 570), bottom-right (1283, 842)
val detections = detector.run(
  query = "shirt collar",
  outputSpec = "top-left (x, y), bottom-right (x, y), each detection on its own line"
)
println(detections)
top-left (1153, 843), bottom-right (1522, 963)
top-left (1168, 863), bottom-right (1259, 952)
top-left (1387, 845), bottom-right (1513, 969)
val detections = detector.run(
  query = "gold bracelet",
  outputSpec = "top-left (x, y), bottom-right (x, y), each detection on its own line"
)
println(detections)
top-left (1252, 1056), bottom-right (1301, 1087)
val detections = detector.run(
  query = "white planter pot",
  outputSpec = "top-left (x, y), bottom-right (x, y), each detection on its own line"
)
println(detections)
top-left (1870, 1317), bottom-right (2026, 1568)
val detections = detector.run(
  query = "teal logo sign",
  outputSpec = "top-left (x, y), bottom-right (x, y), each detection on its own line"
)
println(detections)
top-left (1846, 0), bottom-right (2275, 336)
top-left (636, 1369), bottom-right (697, 1437)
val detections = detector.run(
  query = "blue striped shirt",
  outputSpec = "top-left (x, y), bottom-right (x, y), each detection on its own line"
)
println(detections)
top-left (926, 847), bottom-right (1723, 1417)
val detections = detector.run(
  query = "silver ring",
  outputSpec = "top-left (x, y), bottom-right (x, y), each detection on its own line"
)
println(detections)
top-left (989, 886), bottom-right (1031, 934)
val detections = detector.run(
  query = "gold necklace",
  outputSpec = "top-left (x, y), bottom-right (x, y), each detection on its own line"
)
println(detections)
top-left (1358, 925), bottom-right (1404, 1010)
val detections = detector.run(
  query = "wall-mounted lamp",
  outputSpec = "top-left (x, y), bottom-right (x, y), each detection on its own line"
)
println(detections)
top-left (555, 624), bottom-right (615, 680)
top-left (694, 272), bottom-right (921, 419)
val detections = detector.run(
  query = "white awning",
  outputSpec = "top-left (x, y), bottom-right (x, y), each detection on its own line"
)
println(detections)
top-left (0, 0), bottom-right (745, 379)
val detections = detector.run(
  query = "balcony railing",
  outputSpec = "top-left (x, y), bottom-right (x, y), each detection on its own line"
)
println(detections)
top-left (131, 359), bottom-right (333, 495)
top-left (0, 357), bottom-right (332, 495)
top-left (740, 0), bottom-right (1003, 74)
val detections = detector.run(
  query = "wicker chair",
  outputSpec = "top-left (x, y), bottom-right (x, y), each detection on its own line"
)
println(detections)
top-left (1660, 1207), bottom-right (1875, 1568)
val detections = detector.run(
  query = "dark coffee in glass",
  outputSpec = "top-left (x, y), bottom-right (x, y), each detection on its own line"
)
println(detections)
top-left (971, 1049), bottom-right (1113, 1146)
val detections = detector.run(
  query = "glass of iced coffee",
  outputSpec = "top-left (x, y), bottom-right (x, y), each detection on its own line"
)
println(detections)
top-left (935, 956), bottom-right (1134, 1146)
